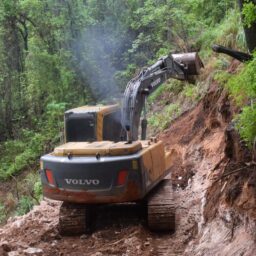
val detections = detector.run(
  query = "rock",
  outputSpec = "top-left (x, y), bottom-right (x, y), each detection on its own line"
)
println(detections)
top-left (80, 234), bottom-right (88, 239)
top-left (8, 251), bottom-right (20, 256)
top-left (136, 245), bottom-right (141, 250)
top-left (144, 241), bottom-right (150, 246)
top-left (124, 237), bottom-right (138, 246)
top-left (51, 241), bottom-right (57, 247)
top-left (91, 252), bottom-right (103, 256)
top-left (15, 242), bottom-right (28, 249)
top-left (23, 247), bottom-right (43, 255)
top-left (0, 241), bottom-right (11, 252)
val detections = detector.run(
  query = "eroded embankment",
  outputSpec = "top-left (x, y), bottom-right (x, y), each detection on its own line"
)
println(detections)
top-left (160, 82), bottom-right (256, 256)
top-left (0, 84), bottom-right (255, 256)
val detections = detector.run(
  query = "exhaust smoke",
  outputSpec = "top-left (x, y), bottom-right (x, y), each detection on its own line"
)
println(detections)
top-left (71, 25), bottom-right (128, 103)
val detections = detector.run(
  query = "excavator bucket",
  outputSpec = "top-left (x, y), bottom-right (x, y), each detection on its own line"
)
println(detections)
top-left (172, 52), bottom-right (204, 76)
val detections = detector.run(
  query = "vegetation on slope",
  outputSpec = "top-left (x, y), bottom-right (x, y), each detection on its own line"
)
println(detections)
top-left (214, 2), bottom-right (256, 148)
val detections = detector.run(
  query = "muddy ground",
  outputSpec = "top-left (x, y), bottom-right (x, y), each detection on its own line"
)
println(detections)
top-left (0, 84), bottom-right (256, 256)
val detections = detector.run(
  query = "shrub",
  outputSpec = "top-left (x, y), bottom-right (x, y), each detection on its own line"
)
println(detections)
top-left (15, 196), bottom-right (34, 216)
top-left (198, 9), bottom-right (246, 58)
top-left (235, 105), bottom-right (256, 147)
top-left (22, 173), bottom-right (43, 203)
top-left (148, 104), bottom-right (181, 132)
top-left (148, 80), bottom-right (183, 104)
top-left (182, 84), bottom-right (200, 101)
top-left (226, 56), bottom-right (256, 105)
top-left (223, 55), bottom-right (256, 147)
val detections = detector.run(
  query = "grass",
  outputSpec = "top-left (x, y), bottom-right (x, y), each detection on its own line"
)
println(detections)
top-left (0, 172), bottom-right (42, 224)
top-left (148, 103), bottom-right (181, 133)
top-left (0, 133), bottom-right (45, 180)
top-left (198, 9), bottom-right (246, 59)
top-left (148, 80), bottom-right (183, 104)
top-left (181, 84), bottom-right (201, 101)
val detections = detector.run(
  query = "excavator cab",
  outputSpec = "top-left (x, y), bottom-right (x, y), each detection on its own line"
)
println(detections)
top-left (64, 104), bottom-right (124, 142)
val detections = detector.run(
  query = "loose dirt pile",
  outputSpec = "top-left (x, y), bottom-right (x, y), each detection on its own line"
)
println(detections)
top-left (1, 83), bottom-right (256, 256)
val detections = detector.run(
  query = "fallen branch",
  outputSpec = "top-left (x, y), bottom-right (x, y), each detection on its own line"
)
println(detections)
top-left (213, 166), bottom-right (247, 184)
top-left (212, 158), bottom-right (229, 172)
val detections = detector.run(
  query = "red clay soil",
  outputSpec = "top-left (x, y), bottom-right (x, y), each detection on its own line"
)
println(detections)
top-left (1, 84), bottom-right (256, 256)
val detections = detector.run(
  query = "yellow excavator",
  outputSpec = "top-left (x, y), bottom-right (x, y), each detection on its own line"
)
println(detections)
top-left (39, 52), bottom-right (203, 235)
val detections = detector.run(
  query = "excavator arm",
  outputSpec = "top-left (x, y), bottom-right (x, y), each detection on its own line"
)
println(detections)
top-left (121, 52), bottom-right (203, 142)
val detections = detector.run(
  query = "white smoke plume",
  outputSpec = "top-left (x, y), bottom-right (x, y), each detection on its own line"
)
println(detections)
top-left (71, 24), bottom-right (129, 102)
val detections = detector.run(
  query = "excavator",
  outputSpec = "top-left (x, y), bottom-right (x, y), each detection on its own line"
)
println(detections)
top-left (39, 52), bottom-right (203, 235)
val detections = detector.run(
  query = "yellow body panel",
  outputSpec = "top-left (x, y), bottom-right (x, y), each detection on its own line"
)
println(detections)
top-left (95, 105), bottom-right (119, 141)
top-left (53, 141), bottom-right (142, 156)
top-left (141, 149), bottom-right (154, 179)
top-left (54, 140), bottom-right (172, 182)
top-left (96, 113), bottom-right (103, 141)
top-left (140, 141), bottom-right (166, 181)
top-left (164, 150), bottom-right (176, 171)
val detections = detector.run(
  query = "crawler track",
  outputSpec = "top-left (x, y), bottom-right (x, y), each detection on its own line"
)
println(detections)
top-left (59, 202), bottom-right (90, 235)
top-left (58, 179), bottom-right (175, 235)
top-left (147, 179), bottom-right (175, 232)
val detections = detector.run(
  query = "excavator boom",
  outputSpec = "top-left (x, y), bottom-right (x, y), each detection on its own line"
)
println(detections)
top-left (121, 52), bottom-right (203, 141)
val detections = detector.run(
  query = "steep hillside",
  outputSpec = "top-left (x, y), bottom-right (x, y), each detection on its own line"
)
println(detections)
top-left (1, 76), bottom-right (255, 256)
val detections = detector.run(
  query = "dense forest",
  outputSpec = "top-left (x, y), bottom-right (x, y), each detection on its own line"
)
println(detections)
top-left (0, 0), bottom-right (255, 220)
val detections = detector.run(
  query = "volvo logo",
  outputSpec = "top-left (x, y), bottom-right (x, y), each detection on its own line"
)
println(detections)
top-left (151, 78), bottom-right (161, 88)
top-left (65, 179), bottom-right (100, 186)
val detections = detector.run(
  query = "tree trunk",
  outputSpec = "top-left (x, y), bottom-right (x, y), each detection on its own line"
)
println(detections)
top-left (238, 0), bottom-right (256, 52)
top-left (3, 16), bottom-right (23, 139)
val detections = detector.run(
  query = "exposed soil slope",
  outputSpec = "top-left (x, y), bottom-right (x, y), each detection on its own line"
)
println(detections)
top-left (1, 83), bottom-right (256, 256)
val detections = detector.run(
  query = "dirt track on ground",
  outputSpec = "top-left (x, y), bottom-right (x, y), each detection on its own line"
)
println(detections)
top-left (1, 84), bottom-right (256, 256)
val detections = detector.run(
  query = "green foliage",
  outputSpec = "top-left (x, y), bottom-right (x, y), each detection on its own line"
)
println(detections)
top-left (15, 196), bottom-right (34, 216)
top-left (44, 102), bottom-right (67, 143)
top-left (182, 85), bottom-right (200, 101)
top-left (148, 80), bottom-right (183, 104)
top-left (222, 55), bottom-right (256, 146)
top-left (242, 0), bottom-right (256, 27)
top-left (0, 132), bottom-right (43, 179)
top-left (214, 71), bottom-right (233, 86)
top-left (198, 9), bottom-right (246, 57)
top-left (148, 104), bottom-right (181, 132)
top-left (235, 105), bottom-right (256, 147)
top-left (226, 56), bottom-right (256, 105)
top-left (0, 102), bottom-right (66, 180)
top-left (20, 172), bottom-right (43, 204)
top-left (33, 180), bottom-right (42, 202)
